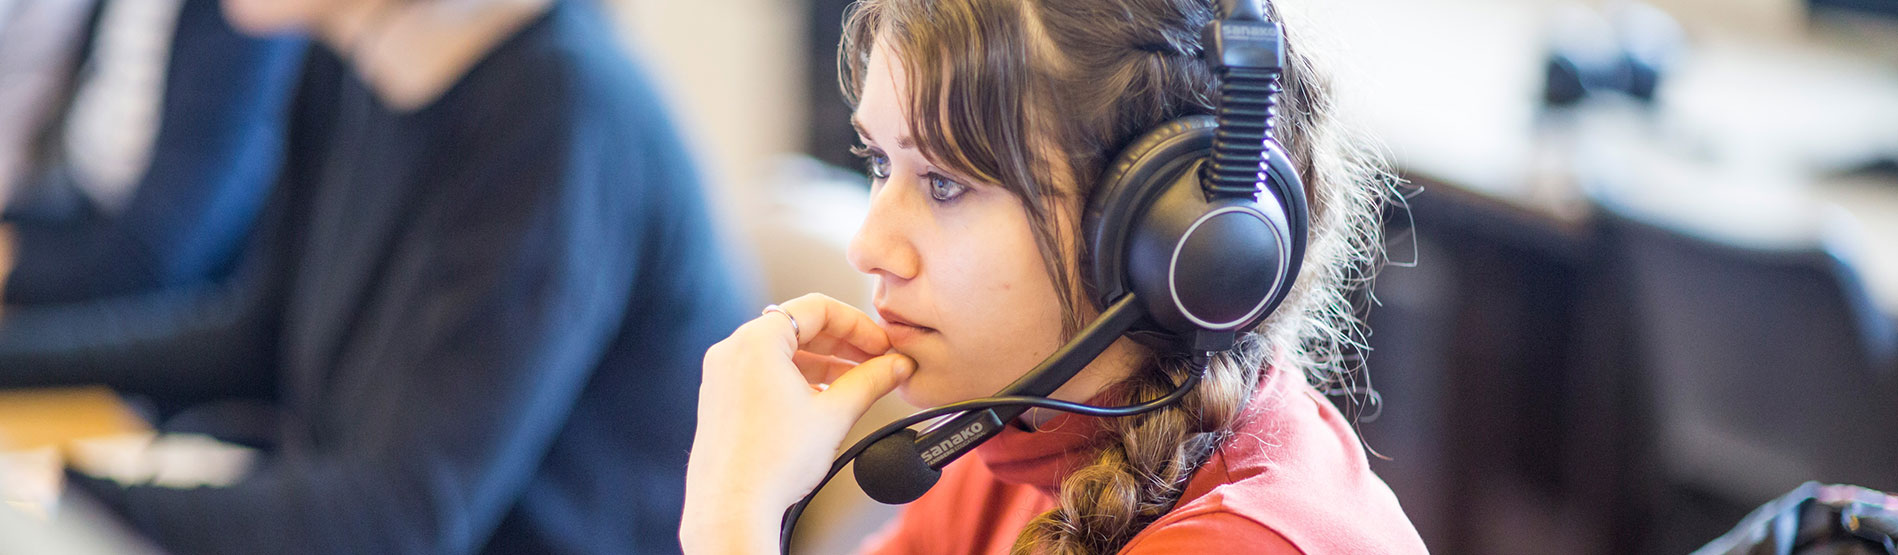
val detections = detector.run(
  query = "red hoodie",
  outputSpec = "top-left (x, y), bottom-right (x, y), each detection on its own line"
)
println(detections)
top-left (861, 366), bottom-right (1428, 554)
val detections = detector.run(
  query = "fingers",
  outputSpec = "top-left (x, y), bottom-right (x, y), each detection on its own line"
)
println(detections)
top-left (818, 353), bottom-right (915, 419)
top-left (800, 334), bottom-right (881, 365)
top-left (791, 351), bottom-right (858, 385)
top-left (776, 294), bottom-right (891, 359)
top-left (718, 294), bottom-right (896, 399)
top-left (732, 294), bottom-right (889, 363)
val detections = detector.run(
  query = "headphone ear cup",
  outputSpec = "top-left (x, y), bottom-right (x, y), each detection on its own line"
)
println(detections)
top-left (1261, 137), bottom-right (1308, 272)
top-left (1084, 116), bottom-right (1219, 317)
top-left (1085, 115), bottom-right (1305, 340)
top-left (1127, 163), bottom-right (1292, 336)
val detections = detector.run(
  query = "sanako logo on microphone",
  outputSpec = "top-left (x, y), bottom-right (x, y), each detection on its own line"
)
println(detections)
top-left (920, 420), bottom-right (988, 466)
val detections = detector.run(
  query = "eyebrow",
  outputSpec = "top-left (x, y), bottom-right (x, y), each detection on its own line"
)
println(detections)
top-left (850, 116), bottom-right (915, 150)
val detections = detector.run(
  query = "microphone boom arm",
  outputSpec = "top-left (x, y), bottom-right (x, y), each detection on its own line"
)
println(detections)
top-left (911, 293), bottom-right (1144, 467)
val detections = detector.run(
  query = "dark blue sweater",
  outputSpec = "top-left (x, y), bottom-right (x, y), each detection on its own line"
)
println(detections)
top-left (4, 0), bottom-right (304, 305)
top-left (0, 2), bottom-right (751, 553)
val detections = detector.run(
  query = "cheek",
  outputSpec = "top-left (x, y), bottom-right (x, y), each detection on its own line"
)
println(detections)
top-left (901, 202), bottom-right (1068, 404)
top-left (940, 203), bottom-right (1062, 332)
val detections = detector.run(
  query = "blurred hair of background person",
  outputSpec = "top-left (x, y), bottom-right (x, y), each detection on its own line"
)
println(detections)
top-left (0, 0), bottom-right (304, 306)
top-left (0, 0), bottom-right (753, 553)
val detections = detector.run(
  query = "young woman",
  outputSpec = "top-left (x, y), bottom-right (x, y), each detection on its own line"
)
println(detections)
top-left (683, 0), bottom-right (1426, 553)
top-left (0, 0), bottom-right (748, 552)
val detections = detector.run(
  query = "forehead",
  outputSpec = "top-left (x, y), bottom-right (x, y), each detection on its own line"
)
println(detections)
top-left (852, 41), bottom-right (913, 143)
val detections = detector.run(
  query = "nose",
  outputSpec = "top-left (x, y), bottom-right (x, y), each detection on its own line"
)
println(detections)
top-left (847, 177), bottom-right (922, 283)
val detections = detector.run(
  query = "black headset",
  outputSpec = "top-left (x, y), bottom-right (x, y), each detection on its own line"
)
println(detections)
top-left (1083, 3), bottom-right (1307, 352)
top-left (778, 1), bottom-right (1306, 551)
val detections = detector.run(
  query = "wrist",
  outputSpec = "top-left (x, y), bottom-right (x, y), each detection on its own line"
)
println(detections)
top-left (680, 497), bottom-right (785, 554)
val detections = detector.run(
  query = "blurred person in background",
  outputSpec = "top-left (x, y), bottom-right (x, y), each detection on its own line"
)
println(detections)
top-left (0, 0), bottom-right (302, 306)
top-left (0, 0), bottom-right (751, 553)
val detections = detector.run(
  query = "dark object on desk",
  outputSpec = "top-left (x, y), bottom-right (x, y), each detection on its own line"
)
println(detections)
top-left (1696, 482), bottom-right (1898, 555)
top-left (1598, 204), bottom-right (1898, 552)
top-left (1810, 0), bottom-right (1898, 21)
top-left (1837, 156), bottom-right (1898, 182)
top-left (1542, 3), bottom-right (1682, 107)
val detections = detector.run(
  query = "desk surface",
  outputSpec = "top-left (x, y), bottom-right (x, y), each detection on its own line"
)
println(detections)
top-left (0, 388), bottom-right (160, 553)
top-left (0, 485), bottom-right (163, 555)
top-left (0, 387), bottom-right (149, 452)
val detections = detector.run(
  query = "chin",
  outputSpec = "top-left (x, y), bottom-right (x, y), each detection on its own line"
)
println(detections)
top-left (892, 361), bottom-right (984, 409)
top-left (892, 371), bottom-right (946, 409)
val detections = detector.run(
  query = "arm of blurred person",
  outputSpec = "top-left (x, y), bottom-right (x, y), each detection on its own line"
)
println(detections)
top-left (0, 218), bottom-right (283, 405)
top-left (2, 0), bottom-right (305, 306)
top-left (63, 92), bottom-right (721, 554)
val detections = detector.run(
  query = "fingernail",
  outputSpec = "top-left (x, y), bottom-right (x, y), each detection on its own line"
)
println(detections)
top-left (895, 356), bottom-right (915, 377)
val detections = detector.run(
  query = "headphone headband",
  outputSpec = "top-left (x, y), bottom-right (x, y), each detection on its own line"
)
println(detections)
top-left (1200, 1), bottom-right (1285, 201)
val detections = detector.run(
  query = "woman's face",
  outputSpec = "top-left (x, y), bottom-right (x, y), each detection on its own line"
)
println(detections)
top-left (848, 40), bottom-right (1137, 408)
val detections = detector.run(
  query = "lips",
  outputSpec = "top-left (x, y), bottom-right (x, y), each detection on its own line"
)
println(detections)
top-left (876, 305), bottom-right (936, 344)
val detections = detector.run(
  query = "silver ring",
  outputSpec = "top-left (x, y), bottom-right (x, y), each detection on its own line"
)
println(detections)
top-left (762, 304), bottom-right (800, 338)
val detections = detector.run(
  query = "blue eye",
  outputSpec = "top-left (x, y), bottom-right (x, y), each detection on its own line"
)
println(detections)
top-left (850, 145), bottom-right (891, 180)
top-left (926, 173), bottom-right (968, 202)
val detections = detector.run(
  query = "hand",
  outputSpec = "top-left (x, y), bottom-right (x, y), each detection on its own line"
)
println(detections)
top-left (681, 293), bottom-right (914, 554)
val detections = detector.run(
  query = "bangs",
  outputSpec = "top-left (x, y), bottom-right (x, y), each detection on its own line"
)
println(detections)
top-left (839, 0), bottom-right (1062, 203)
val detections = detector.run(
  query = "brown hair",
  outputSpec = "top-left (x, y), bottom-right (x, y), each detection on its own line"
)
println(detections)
top-left (840, 0), bottom-right (1391, 552)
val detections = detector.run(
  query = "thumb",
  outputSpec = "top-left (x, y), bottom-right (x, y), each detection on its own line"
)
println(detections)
top-left (818, 353), bottom-right (915, 420)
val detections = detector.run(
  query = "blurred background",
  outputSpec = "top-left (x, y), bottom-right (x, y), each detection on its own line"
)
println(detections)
top-left (2, 0), bottom-right (1895, 552)
top-left (620, 0), bottom-right (1898, 550)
